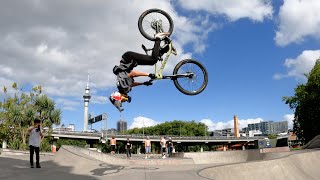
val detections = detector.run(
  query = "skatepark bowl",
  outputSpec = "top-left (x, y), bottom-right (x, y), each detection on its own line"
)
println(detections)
top-left (1, 135), bottom-right (320, 180)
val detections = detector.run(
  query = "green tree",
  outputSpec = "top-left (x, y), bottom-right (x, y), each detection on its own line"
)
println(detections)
top-left (34, 95), bottom-right (61, 127)
top-left (126, 120), bottom-right (209, 137)
top-left (267, 134), bottom-right (277, 139)
top-left (56, 139), bottom-right (87, 150)
top-left (283, 58), bottom-right (320, 143)
top-left (0, 83), bottom-right (61, 150)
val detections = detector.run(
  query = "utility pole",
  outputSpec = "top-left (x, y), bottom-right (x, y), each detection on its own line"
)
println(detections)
top-left (143, 119), bottom-right (145, 138)
top-left (205, 124), bottom-right (208, 139)
top-left (103, 113), bottom-right (108, 144)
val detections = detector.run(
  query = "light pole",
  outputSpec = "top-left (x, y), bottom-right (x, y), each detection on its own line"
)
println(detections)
top-left (103, 113), bottom-right (108, 144)
top-left (142, 119), bottom-right (145, 138)
top-left (205, 125), bottom-right (207, 137)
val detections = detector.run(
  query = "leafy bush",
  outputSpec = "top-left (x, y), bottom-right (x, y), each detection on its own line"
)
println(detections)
top-left (40, 138), bottom-right (52, 152)
top-left (8, 139), bottom-right (22, 150)
top-left (56, 139), bottom-right (86, 150)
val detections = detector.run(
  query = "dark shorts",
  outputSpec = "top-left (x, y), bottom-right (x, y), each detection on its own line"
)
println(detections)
top-left (111, 145), bottom-right (116, 151)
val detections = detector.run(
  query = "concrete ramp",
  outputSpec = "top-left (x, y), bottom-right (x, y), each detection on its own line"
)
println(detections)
top-left (184, 149), bottom-right (299, 164)
top-left (198, 150), bottom-right (320, 180)
top-left (55, 146), bottom-right (194, 166)
top-left (184, 150), bottom-right (263, 164)
top-left (303, 134), bottom-right (320, 149)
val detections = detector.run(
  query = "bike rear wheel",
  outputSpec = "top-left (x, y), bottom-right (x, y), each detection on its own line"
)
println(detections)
top-left (173, 59), bottom-right (208, 95)
top-left (138, 8), bottom-right (174, 41)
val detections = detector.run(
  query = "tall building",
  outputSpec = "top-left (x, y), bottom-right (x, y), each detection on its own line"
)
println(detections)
top-left (271, 121), bottom-right (288, 134)
top-left (248, 122), bottom-right (261, 131)
top-left (117, 120), bottom-right (127, 134)
top-left (211, 130), bottom-right (223, 137)
top-left (83, 74), bottom-right (91, 132)
top-left (247, 121), bottom-right (288, 135)
top-left (221, 128), bottom-right (234, 137)
top-left (233, 115), bottom-right (240, 138)
top-left (68, 124), bottom-right (75, 131)
top-left (260, 121), bottom-right (272, 134)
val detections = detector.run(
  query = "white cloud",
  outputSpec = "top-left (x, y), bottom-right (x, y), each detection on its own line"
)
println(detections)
top-left (201, 117), bottom-right (263, 131)
top-left (55, 98), bottom-right (81, 111)
top-left (201, 115), bottom-right (294, 131)
top-left (129, 116), bottom-right (160, 129)
top-left (275, 0), bottom-right (320, 46)
top-left (178, 0), bottom-right (273, 22)
top-left (282, 114), bottom-right (294, 129)
top-left (0, 77), bottom-right (16, 98)
top-left (0, 0), bottom-right (212, 108)
top-left (128, 115), bottom-right (293, 132)
top-left (91, 95), bottom-right (107, 105)
top-left (274, 50), bottom-right (320, 80)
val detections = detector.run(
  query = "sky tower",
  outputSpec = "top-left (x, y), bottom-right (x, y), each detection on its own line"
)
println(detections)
top-left (83, 74), bottom-right (91, 131)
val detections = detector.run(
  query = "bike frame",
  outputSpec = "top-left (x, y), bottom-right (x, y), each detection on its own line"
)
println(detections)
top-left (154, 42), bottom-right (173, 79)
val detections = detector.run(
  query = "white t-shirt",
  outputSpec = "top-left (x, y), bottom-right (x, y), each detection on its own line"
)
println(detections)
top-left (161, 139), bottom-right (166, 148)
top-left (29, 128), bottom-right (41, 147)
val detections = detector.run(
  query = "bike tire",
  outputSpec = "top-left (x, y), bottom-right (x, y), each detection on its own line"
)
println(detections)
top-left (138, 8), bottom-right (174, 41)
top-left (173, 59), bottom-right (208, 95)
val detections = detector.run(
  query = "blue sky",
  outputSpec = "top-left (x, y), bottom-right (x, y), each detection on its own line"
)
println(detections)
top-left (1, 0), bottom-right (320, 131)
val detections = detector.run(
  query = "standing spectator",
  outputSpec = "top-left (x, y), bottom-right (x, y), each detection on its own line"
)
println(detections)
top-left (144, 136), bottom-right (151, 159)
top-left (167, 137), bottom-right (173, 157)
top-left (110, 136), bottom-right (116, 156)
top-left (125, 138), bottom-right (132, 159)
top-left (28, 118), bottom-right (43, 168)
top-left (160, 136), bottom-right (166, 158)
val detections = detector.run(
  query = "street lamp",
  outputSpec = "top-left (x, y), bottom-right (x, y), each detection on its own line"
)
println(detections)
top-left (103, 113), bottom-right (108, 144)
top-left (142, 118), bottom-right (145, 138)
top-left (205, 125), bottom-right (207, 137)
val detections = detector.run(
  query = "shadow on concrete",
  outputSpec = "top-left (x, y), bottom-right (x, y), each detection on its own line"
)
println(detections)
top-left (90, 163), bottom-right (125, 176)
top-left (0, 156), bottom-right (99, 180)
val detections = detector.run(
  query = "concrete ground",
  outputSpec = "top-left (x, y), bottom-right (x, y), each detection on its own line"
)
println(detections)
top-left (1, 145), bottom-right (320, 180)
top-left (0, 153), bottom-right (212, 180)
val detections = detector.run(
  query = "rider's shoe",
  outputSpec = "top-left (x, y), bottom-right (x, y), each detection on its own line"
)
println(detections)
top-left (143, 81), bottom-right (153, 86)
top-left (120, 93), bottom-right (130, 102)
top-left (148, 73), bottom-right (156, 79)
top-left (121, 93), bottom-right (131, 103)
top-left (155, 32), bottom-right (170, 40)
top-left (109, 92), bottom-right (124, 112)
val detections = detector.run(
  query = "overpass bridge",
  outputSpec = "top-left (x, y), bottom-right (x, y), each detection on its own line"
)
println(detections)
top-left (51, 131), bottom-right (272, 143)
top-left (51, 131), bottom-right (289, 151)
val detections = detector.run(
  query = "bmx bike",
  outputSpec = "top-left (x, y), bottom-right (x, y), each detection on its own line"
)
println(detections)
top-left (138, 8), bottom-right (208, 95)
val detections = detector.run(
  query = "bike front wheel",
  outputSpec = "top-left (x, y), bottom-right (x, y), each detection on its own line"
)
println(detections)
top-left (138, 8), bottom-right (174, 41)
top-left (173, 59), bottom-right (208, 95)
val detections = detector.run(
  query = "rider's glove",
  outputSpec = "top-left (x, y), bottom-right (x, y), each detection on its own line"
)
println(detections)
top-left (143, 81), bottom-right (153, 86)
top-left (148, 73), bottom-right (156, 79)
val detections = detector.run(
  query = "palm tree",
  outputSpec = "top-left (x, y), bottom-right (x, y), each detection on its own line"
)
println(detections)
top-left (7, 105), bottom-right (24, 149)
top-left (34, 95), bottom-right (61, 128)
